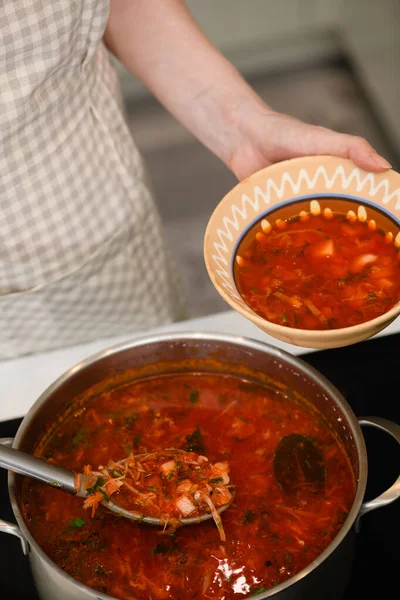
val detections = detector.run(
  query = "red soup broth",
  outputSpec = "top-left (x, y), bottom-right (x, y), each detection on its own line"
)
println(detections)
top-left (235, 213), bottom-right (400, 330)
top-left (22, 373), bottom-right (355, 600)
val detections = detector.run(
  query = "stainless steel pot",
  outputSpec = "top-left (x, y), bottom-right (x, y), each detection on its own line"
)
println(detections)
top-left (1, 332), bottom-right (400, 600)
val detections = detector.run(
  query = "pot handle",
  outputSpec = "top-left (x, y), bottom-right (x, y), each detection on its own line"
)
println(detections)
top-left (356, 417), bottom-right (400, 532)
top-left (0, 438), bottom-right (29, 555)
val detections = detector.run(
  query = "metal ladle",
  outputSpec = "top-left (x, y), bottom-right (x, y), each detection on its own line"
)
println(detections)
top-left (273, 433), bottom-right (326, 495)
top-left (0, 444), bottom-right (233, 526)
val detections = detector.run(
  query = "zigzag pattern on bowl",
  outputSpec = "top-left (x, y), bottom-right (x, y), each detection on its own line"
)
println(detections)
top-left (212, 165), bottom-right (400, 301)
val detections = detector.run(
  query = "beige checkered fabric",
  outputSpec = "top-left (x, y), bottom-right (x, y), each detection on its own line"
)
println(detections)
top-left (0, 1), bottom-right (187, 360)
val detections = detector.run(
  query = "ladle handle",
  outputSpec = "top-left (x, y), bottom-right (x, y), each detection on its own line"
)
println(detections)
top-left (0, 443), bottom-right (76, 494)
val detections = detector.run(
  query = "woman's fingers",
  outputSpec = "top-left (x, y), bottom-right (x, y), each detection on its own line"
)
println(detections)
top-left (229, 115), bottom-right (392, 180)
top-left (303, 126), bottom-right (392, 172)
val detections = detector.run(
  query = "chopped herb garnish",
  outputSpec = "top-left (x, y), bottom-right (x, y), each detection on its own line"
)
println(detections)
top-left (86, 477), bottom-right (106, 495)
top-left (237, 415), bottom-right (250, 423)
top-left (251, 587), bottom-right (267, 596)
top-left (251, 288), bottom-right (259, 294)
top-left (86, 477), bottom-right (109, 502)
top-left (124, 444), bottom-right (132, 455)
top-left (111, 469), bottom-right (123, 477)
top-left (281, 313), bottom-right (287, 323)
top-left (270, 533), bottom-right (280, 545)
top-left (284, 551), bottom-right (293, 563)
top-left (188, 390), bottom-right (199, 404)
top-left (366, 291), bottom-right (378, 302)
top-left (71, 517), bottom-right (85, 529)
top-left (150, 542), bottom-right (169, 556)
top-left (133, 434), bottom-right (141, 449)
top-left (243, 509), bottom-right (255, 524)
top-left (71, 428), bottom-right (88, 449)
top-left (81, 532), bottom-right (105, 550)
top-left (94, 563), bottom-right (110, 576)
top-left (209, 477), bottom-right (223, 484)
top-left (148, 486), bottom-right (158, 492)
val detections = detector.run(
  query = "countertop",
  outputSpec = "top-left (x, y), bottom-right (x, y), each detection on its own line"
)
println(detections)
top-left (3, 309), bottom-right (400, 422)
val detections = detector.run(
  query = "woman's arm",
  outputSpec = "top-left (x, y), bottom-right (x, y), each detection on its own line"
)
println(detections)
top-left (104, 0), bottom-right (391, 180)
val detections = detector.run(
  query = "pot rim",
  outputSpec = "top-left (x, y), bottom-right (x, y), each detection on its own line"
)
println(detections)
top-left (8, 331), bottom-right (368, 599)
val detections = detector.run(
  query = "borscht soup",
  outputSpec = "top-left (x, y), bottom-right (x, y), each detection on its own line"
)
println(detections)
top-left (22, 371), bottom-right (355, 600)
top-left (235, 200), bottom-right (400, 330)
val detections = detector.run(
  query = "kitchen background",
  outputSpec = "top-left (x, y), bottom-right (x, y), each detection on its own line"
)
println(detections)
top-left (116, 0), bottom-right (400, 319)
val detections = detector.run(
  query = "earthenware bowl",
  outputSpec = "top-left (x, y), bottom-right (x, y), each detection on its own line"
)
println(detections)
top-left (204, 156), bottom-right (400, 349)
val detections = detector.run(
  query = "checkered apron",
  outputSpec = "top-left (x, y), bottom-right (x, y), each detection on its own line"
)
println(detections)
top-left (0, 0), bottom-right (187, 360)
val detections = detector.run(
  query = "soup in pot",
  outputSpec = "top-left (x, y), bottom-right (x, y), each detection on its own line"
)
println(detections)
top-left (22, 372), bottom-right (355, 599)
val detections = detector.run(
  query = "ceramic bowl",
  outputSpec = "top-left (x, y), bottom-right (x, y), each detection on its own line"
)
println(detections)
top-left (204, 156), bottom-right (400, 349)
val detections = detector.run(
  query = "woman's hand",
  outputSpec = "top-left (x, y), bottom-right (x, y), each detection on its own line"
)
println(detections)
top-left (106, 0), bottom-right (391, 181)
top-left (227, 109), bottom-right (391, 181)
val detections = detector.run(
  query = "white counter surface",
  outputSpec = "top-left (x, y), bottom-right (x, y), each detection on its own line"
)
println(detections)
top-left (1, 310), bottom-right (399, 422)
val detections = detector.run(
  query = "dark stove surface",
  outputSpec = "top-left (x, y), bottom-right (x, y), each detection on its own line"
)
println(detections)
top-left (0, 334), bottom-right (399, 599)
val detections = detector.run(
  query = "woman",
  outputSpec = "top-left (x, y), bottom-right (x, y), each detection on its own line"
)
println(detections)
top-left (0, 0), bottom-right (391, 360)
